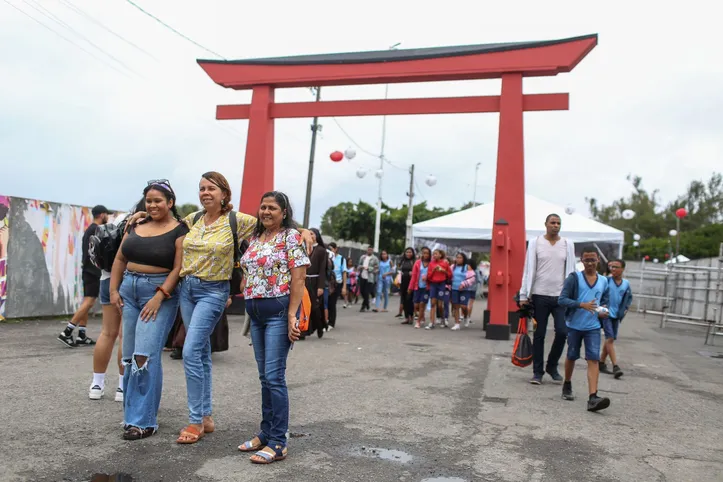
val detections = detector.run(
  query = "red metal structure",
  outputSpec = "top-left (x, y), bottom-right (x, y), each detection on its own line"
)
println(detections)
top-left (198, 34), bottom-right (597, 340)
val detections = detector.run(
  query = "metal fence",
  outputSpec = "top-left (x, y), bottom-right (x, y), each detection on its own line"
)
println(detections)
top-left (629, 243), bottom-right (723, 344)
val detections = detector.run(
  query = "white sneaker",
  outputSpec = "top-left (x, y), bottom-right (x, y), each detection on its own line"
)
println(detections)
top-left (464, 318), bottom-right (470, 328)
top-left (442, 319), bottom-right (449, 328)
top-left (451, 323), bottom-right (461, 331)
top-left (115, 388), bottom-right (124, 403)
top-left (414, 322), bottom-right (421, 329)
top-left (343, 303), bottom-right (348, 309)
top-left (424, 323), bottom-right (433, 330)
top-left (89, 385), bottom-right (104, 400)
top-left (328, 325), bottom-right (334, 331)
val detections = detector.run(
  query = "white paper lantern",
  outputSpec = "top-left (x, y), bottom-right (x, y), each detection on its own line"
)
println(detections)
top-left (356, 168), bottom-right (367, 179)
top-left (621, 209), bottom-right (636, 220)
top-left (669, 229), bottom-right (678, 237)
top-left (344, 148), bottom-right (357, 160)
top-left (633, 241), bottom-right (639, 247)
top-left (653, 258), bottom-right (659, 264)
top-left (633, 233), bottom-right (641, 241)
top-left (565, 205), bottom-right (574, 215)
top-left (425, 174), bottom-right (437, 187)
top-left (374, 169), bottom-right (384, 179)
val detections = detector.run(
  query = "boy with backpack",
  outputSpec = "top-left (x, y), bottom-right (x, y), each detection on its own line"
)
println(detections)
top-left (558, 247), bottom-right (611, 412)
top-left (600, 259), bottom-right (633, 379)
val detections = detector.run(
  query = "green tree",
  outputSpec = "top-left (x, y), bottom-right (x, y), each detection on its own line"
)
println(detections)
top-left (178, 203), bottom-right (200, 217)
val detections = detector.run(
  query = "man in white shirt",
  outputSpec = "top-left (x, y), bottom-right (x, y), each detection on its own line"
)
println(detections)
top-left (519, 214), bottom-right (576, 385)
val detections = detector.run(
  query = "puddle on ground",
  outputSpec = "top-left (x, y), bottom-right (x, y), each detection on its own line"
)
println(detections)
top-left (421, 478), bottom-right (467, 482)
top-left (357, 446), bottom-right (413, 463)
top-left (89, 474), bottom-right (134, 482)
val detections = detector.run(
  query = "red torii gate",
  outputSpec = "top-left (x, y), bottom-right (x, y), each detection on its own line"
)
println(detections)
top-left (198, 34), bottom-right (598, 340)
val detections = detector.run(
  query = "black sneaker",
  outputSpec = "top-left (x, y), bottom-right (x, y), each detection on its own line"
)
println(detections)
top-left (545, 368), bottom-right (563, 383)
top-left (613, 365), bottom-right (624, 379)
top-left (529, 376), bottom-right (542, 385)
top-left (57, 332), bottom-right (76, 348)
top-left (75, 335), bottom-right (96, 346)
top-left (587, 394), bottom-right (611, 412)
top-left (562, 383), bottom-right (575, 401)
top-left (599, 362), bottom-right (613, 375)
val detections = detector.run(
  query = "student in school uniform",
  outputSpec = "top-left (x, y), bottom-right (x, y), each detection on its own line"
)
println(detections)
top-left (600, 259), bottom-right (633, 379)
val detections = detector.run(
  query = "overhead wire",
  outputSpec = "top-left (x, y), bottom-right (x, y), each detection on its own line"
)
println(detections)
top-left (57, 0), bottom-right (159, 61)
top-left (2, 0), bottom-right (133, 78)
top-left (19, 0), bottom-right (141, 77)
top-left (124, 0), bottom-right (226, 59)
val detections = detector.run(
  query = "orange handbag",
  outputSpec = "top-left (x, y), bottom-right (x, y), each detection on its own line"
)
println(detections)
top-left (296, 287), bottom-right (312, 332)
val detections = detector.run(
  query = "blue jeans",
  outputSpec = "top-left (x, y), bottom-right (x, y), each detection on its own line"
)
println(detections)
top-left (179, 276), bottom-right (229, 424)
top-left (376, 278), bottom-right (390, 309)
top-left (247, 295), bottom-right (292, 448)
top-left (567, 328), bottom-right (601, 361)
top-left (120, 271), bottom-right (179, 430)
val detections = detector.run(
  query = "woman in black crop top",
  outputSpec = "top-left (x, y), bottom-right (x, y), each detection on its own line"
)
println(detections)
top-left (109, 180), bottom-right (188, 441)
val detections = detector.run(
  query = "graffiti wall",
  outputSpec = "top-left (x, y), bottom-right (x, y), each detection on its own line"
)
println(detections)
top-left (1, 196), bottom-right (99, 319)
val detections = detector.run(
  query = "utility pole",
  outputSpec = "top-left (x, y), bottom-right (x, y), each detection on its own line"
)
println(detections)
top-left (472, 162), bottom-right (481, 207)
top-left (302, 87), bottom-right (322, 228)
top-left (404, 164), bottom-right (415, 247)
top-left (373, 42), bottom-right (401, 253)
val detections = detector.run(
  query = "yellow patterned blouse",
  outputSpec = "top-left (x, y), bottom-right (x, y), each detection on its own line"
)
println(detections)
top-left (180, 211), bottom-right (256, 281)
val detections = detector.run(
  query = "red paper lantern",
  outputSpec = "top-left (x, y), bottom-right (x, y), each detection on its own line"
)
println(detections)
top-left (664, 253), bottom-right (670, 258)
top-left (675, 207), bottom-right (687, 219)
top-left (644, 255), bottom-right (650, 261)
top-left (330, 151), bottom-right (344, 162)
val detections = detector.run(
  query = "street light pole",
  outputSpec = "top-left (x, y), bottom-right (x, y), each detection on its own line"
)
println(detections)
top-left (472, 162), bottom-right (481, 207)
top-left (404, 164), bottom-right (415, 247)
top-left (303, 86), bottom-right (322, 228)
top-left (372, 42), bottom-right (401, 253)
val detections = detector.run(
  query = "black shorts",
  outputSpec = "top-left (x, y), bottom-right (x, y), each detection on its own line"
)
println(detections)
top-left (82, 271), bottom-right (101, 298)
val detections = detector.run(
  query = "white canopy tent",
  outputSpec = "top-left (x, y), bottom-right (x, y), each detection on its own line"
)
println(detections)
top-left (413, 195), bottom-right (625, 257)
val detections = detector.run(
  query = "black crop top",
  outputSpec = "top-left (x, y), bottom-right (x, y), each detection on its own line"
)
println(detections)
top-left (121, 223), bottom-right (189, 271)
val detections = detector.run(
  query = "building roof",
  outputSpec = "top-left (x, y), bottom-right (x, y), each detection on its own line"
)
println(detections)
top-left (199, 34), bottom-right (598, 66)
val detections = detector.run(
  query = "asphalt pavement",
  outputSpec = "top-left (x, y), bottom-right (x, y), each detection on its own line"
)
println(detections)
top-left (1, 301), bottom-right (722, 482)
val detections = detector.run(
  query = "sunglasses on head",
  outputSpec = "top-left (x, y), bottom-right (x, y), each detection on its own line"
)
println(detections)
top-left (147, 179), bottom-right (174, 193)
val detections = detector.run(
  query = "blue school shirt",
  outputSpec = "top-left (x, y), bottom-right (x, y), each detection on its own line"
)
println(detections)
top-left (607, 277), bottom-right (631, 319)
top-left (419, 263), bottom-right (429, 289)
top-left (559, 271), bottom-right (609, 331)
top-left (451, 266), bottom-right (466, 290)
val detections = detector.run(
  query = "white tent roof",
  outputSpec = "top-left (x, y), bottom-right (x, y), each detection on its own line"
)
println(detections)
top-left (413, 195), bottom-right (624, 245)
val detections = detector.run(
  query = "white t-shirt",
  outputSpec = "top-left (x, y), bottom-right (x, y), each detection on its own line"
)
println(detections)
top-left (530, 236), bottom-right (568, 297)
top-left (100, 213), bottom-right (130, 281)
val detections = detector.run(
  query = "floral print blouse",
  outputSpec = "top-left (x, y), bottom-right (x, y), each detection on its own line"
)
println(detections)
top-left (240, 228), bottom-right (310, 299)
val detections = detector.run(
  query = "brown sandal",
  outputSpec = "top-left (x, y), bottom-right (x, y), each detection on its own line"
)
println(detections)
top-left (176, 425), bottom-right (204, 444)
top-left (238, 436), bottom-right (265, 452)
top-left (250, 445), bottom-right (287, 464)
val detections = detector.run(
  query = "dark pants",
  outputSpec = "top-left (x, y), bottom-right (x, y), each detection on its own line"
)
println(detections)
top-left (400, 274), bottom-right (414, 318)
top-left (360, 278), bottom-right (372, 310)
top-left (304, 278), bottom-right (325, 337)
top-left (328, 287), bottom-right (340, 327)
top-left (532, 294), bottom-right (568, 377)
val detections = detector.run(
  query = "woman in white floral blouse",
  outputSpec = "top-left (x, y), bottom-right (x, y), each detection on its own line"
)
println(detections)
top-left (236, 191), bottom-right (310, 464)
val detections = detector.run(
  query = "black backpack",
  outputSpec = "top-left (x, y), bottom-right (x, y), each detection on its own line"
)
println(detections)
top-left (88, 219), bottom-right (128, 272)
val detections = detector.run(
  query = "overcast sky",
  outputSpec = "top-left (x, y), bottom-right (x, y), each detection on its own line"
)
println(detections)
top-left (1, 0), bottom-right (720, 228)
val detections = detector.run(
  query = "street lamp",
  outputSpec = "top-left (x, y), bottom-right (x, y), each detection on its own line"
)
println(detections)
top-left (674, 207), bottom-right (687, 256)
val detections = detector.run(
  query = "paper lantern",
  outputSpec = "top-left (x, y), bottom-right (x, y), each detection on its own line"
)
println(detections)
top-left (633, 233), bottom-right (641, 241)
top-left (374, 169), bottom-right (384, 179)
top-left (621, 209), bottom-right (635, 220)
top-left (665, 253), bottom-right (670, 258)
top-left (565, 205), bottom-right (574, 215)
top-left (425, 174), bottom-right (437, 187)
top-left (675, 207), bottom-right (687, 218)
top-left (632, 241), bottom-right (639, 247)
top-left (653, 258), bottom-right (659, 264)
top-left (669, 229), bottom-right (678, 237)
top-left (644, 255), bottom-right (650, 261)
top-left (344, 148), bottom-right (357, 160)
top-left (356, 168), bottom-right (367, 179)
top-left (330, 151), bottom-right (344, 162)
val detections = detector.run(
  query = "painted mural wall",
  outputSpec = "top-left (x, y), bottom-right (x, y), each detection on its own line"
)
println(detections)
top-left (0, 196), bottom-right (101, 320)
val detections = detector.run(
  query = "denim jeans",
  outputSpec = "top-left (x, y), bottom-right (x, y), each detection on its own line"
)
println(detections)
top-left (120, 271), bottom-right (179, 430)
top-left (375, 278), bottom-right (390, 310)
top-left (531, 294), bottom-right (568, 377)
top-left (179, 276), bottom-right (229, 424)
top-left (247, 295), bottom-right (292, 448)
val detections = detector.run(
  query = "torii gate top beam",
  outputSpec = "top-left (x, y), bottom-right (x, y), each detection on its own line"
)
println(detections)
top-left (197, 34), bottom-right (597, 90)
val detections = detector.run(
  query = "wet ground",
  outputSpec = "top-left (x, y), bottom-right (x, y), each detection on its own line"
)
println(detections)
top-left (2, 303), bottom-right (722, 481)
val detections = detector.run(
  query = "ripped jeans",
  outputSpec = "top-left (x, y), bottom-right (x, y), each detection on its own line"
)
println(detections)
top-left (120, 271), bottom-right (179, 431)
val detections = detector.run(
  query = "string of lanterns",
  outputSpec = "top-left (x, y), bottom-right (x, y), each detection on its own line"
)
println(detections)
top-left (328, 148), bottom-right (437, 186)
